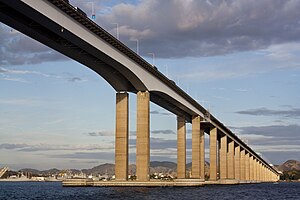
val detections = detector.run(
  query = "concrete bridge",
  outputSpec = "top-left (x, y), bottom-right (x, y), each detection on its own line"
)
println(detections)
top-left (0, 0), bottom-right (280, 185)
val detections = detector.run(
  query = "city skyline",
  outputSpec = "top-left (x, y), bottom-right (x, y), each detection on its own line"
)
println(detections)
top-left (1, 0), bottom-right (300, 170)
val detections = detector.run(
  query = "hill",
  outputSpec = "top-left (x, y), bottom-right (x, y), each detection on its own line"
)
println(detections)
top-left (275, 160), bottom-right (300, 171)
top-left (17, 159), bottom-right (299, 180)
top-left (18, 161), bottom-right (209, 177)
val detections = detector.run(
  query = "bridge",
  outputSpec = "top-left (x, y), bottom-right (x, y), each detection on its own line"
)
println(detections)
top-left (0, 0), bottom-right (280, 186)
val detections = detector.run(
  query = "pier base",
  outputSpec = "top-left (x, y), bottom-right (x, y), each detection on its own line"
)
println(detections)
top-left (62, 178), bottom-right (267, 187)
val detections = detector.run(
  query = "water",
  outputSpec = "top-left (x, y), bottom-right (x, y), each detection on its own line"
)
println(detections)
top-left (0, 182), bottom-right (299, 200)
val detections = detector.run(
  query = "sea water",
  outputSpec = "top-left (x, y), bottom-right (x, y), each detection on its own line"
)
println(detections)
top-left (0, 181), bottom-right (299, 200)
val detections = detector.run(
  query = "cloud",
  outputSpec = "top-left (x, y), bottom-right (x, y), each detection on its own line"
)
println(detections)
top-left (98, 0), bottom-right (300, 58)
top-left (0, 67), bottom-right (87, 83)
top-left (151, 129), bottom-right (175, 135)
top-left (0, 76), bottom-right (28, 83)
top-left (0, 143), bottom-right (113, 152)
top-left (50, 152), bottom-right (114, 160)
top-left (86, 131), bottom-right (113, 137)
top-left (238, 133), bottom-right (275, 142)
top-left (68, 77), bottom-right (82, 82)
top-left (150, 110), bottom-right (172, 116)
top-left (0, 25), bottom-right (67, 66)
top-left (0, 98), bottom-right (42, 106)
top-left (235, 107), bottom-right (300, 118)
top-left (235, 89), bottom-right (248, 92)
top-left (237, 124), bottom-right (300, 138)
top-left (235, 124), bottom-right (300, 155)
top-left (0, 143), bottom-right (29, 150)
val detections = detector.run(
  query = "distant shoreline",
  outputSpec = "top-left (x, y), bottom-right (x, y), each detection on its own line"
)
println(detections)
top-left (0, 179), bottom-right (62, 182)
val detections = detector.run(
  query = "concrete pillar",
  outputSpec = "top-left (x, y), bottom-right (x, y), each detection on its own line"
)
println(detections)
top-left (240, 149), bottom-right (245, 180)
top-left (245, 153), bottom-right (250, 180)
top-left (257, 161), bottom-right (261, 181)
top-left (260, 163), bottom-right (264, 182)
top-left (264, 165), bottom-right (266, 181)
top-left (262, 164), bottom-right (265, 181)
top-left (200, 127), bottom-right (205, 179)
top-left (262, 164), bottom-right (266, 182)
top-left (177, 116), bottom-right (186, 179)
top-left (249, 155), bottom-right (253, 181)
top-left (220, 134), bottom-right (227, 179)
top-left (227, 140), bottom-right (235, 179)
top-left (253, 158), bottom-right (257, 181)
top-left (209, 127), bottom-right (218, 181)
top-left (255, 159), bottom-right (258, 181)
top-left (254, 161), bottom-right (256, 181)
top-left (191, 115), bottom-right (201, 178)
top-left (136, 91), bottom-right (150, 181)
top-left (259, 162), bottom-right (263, 181)
top-left (234, 145), bottom-right (240, 180)
top-left (115, 92), bottom-right (129, 181)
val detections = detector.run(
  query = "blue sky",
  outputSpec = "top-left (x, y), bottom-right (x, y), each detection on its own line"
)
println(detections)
top-left (0, 0), bottom-right (300, 170)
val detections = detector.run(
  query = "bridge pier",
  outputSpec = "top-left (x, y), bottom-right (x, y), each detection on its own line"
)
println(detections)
top-left (245, 152), bottom-right (250, 181)
top-left (177, 116), bottom-right (186, 179)
top-left (220, 134), bottom-right (227, 179)
top-left (209, 127), bottom-right (218, 181)
top-left (200, 127), bottom-right (205, 179)
top-left (227, 140), bottom-right (235, 179)
top-left (136, 91), bottom-right (150, 181)
top-left (234, 144), bottom-right (240, 180)
top-left (115, 92), bottom-right (129, 181)
top-left (256, 160), bottom-right (259, 181)
top-left (191, 116), bottom-right (201, 178)
top-left (253, 158), bottom-right (257, 181)
top-left (249, 155), bottom-right (254, 181)
top-left (240, 149), bottom-right (246, 180)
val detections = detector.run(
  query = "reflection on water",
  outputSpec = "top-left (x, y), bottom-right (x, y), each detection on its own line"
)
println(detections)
top-left (0, 182), bottom-right (299, 200)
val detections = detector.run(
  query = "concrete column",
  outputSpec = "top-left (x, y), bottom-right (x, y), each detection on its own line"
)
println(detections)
top-left (191, 115), bottom-right (201, 178)
top-left (177, 116), bottom-right (186, 179)
top-left (255, 159), bottom-right (258, 181)
top-left (209, 127), bottom-right (218, 181)
top-left (245, 153), bottom-right (250, 180)
top-left (257, 161), bottom-right (261, 181)
top-left (200, 127), bottom-right (205, 179)
top-left (234, 145), bottom-right (240, 180)
top-left (254, 161), bottom-right (256, 181)
top-left (260, 164), bottom-right (263, 181)
top-left (136, 91), bottom-right (150, 181)
top-left (249, 155), bottom-right (253, 181)
top-left (253, 158), bottom-right (257, 181)
top-left (220, 134), bottom-right (227, 179)
top-left (240, 149), bottom-right (245, 180)
top-left (259, 162), bottom-right (263, 181)
top-left (115, 92), bottom-right (129, 181)
top-left (264, 167), bottom-right (266, 181)
top-left (262, 164), bottom-right (264, 181)
top-left (227, 140), bottom-right (235, 179)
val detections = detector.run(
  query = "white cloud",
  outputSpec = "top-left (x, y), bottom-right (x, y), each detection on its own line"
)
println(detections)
top-left (0, 143), bottom-right (114, 152)
top-left (0, 98), bottom-right (42, 106)
top-left (252, 145), bottom-right (300, 152)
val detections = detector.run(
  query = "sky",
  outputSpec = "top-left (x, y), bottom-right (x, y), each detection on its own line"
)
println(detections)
top-left (0, 0), bottom-right (300, 170)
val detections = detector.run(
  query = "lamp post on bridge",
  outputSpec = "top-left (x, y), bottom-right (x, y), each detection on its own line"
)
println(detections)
top-left (112, 23), bottom-right (119, 40)
top-left (87, 2), bottom-right (96, 20)
top-left (132, 39), bottom-right (139, 55)
top-left (148, 52), bottom-right (155, 66)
